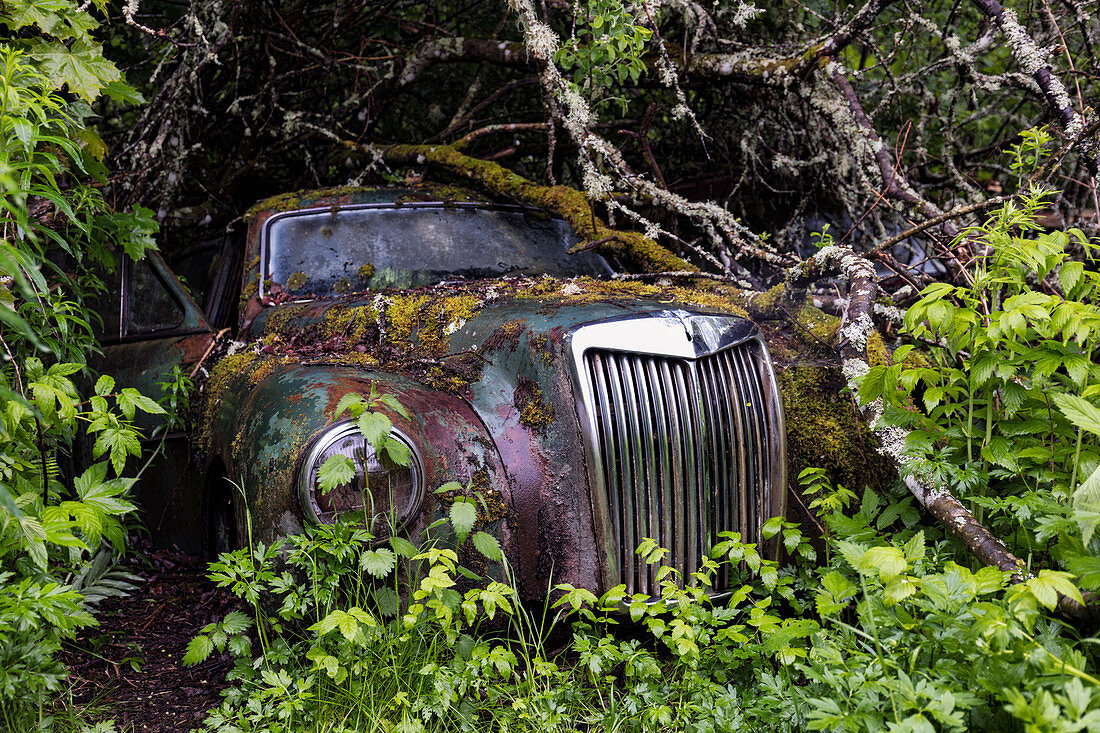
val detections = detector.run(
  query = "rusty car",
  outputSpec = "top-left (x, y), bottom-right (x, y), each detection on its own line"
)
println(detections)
top-left (94, 186), bottom-right (790, 602)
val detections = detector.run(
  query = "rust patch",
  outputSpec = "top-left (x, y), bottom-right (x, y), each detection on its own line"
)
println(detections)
top-left (482, 318), bottom-right (527, 352)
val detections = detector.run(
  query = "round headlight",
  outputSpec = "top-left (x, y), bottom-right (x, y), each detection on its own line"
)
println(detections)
top-left (298, 422), bottom-right (424, 532)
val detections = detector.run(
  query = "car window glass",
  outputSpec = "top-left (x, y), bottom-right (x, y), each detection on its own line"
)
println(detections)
top-left (264, 205), bottom-right (613, 299)
top-left (86, 272), bottom-right (122, 341)
top-left (126, 258), bottom-right (185, 334)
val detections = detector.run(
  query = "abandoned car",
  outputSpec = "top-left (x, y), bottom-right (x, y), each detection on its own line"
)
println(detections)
top-left (94, 187), bottom-right (790, 602)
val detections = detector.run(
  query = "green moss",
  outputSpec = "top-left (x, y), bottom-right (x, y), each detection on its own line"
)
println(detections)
top-left (514, 276), bottom-right (750, 318)
top-left (245, 184), bottom-right (390, 219)
top-left (286, 272), bottom-right (308, 291)
top-left (321, 304), bottom-right (379, 343)
top-left (334, 278), bottom-right (352, 294)
top-left (778, 365), bottom-right (894, 495)
top-left (263, 304), bottom-right (311, 336)
top-left (357, 263), bottom-right (376, 281)
top-left (248, 354), bottom-right (293, 387)
top-left (385, 295), bottom-right (433, 346)
top-left (200, 350), bottom-right (261, 452)
top-left (239, 275), bottom-right (259, 311)
top-left (384, 293), bottom-right (481, 352)
top-left (516, 378), bottom-right (555, 431)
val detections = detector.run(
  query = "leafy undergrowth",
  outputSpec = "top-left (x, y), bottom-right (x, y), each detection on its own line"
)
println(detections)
top-left (178, 475), bottom-right (1100, 733)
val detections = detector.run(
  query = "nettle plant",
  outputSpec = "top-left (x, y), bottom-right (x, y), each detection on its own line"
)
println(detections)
top-left (859, 184), bottom-right (1100, 584)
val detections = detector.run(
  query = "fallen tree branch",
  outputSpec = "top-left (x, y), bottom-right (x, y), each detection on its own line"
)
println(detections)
top-left (788, 247), bottom-right (1028, 573)
top-left (364, 142), bottom-right (696, 273)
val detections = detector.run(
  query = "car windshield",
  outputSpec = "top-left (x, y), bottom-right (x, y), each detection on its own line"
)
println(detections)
top-left (261, 203), bottom-right (613, 299)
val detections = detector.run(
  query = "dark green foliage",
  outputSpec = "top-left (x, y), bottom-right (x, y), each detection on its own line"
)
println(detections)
top-left (0, 2), bottom-right (167, 727)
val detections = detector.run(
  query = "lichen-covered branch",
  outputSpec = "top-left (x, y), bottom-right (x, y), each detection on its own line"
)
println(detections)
top-left (788, 247), bottom-right (1028, 578)
top-left (971, 0), bottom-right (1093, 172)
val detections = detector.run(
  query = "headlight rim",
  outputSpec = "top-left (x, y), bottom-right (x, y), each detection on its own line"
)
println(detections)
top-left (297, 420), bottom-right (425, 529)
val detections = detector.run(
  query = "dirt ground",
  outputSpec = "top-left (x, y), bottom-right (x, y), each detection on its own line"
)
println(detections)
top-left (62, 542), bottom-right (240, 731)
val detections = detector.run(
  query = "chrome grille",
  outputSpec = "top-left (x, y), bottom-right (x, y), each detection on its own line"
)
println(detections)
top-left (570, 312), bottom-right (784, 597)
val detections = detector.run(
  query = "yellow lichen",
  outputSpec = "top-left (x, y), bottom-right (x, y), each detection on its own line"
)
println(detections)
top-left (517, 380), bottom-right (555, 430)
top-left (530, 333), bottom-right (554, 363)
top-left (384, 294), bottom-right (482, 352)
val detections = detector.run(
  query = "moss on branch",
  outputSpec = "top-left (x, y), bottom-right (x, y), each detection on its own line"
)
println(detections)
top-left (374, 143), bottom-right (695, 273)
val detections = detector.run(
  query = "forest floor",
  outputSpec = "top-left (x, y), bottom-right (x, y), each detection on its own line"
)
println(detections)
top-left (61, 542), bottom-right (238, 731)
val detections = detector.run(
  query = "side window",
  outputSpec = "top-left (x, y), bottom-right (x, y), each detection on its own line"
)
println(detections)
top-left (87, 273), bottom-right (122, 342)
top-left (126, 258), bottom-right (185, 334)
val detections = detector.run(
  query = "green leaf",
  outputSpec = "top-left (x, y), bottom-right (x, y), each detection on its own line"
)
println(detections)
top-left (30, 38), bottom-right (121, 101)
top-left (376, 393), bottom-right (410, 420)
top-left (337, 611), bottom-right (359, 641)
top-left (1074, 464), bottom-right (1100, 545)
top-left (449, 500), bottom-right (477, 542)
top-left (883, 575), bottom-right (918, 605)
top-left (4, 0), bottom-right (96, 38)
top-left (220, 610), bottom-right (251, 635)
top-left (182, 635), bottom-right (214, 666)
top-left (1052, 393), bottom-right (1100, 436)
top-left (94, 426), bottom-right (141, 476)
top-left (309, 612), bottom-right (339, 636)
top-left (357, 411), bottom-right (392, 448)
top-left (861, 546), bottom-right (907, 579)
top-left (317, 454), bottom-right (355, 493)
top-left (113, 209), bottom-right (159, 261)
top-left (382, 436), bottom-right (411, 467)
top-left (390, 535), bottom-right (419, 558)
top-left (1025, 569), bottom-right (1084, 609)
top-left (373, 586), bottom-right (400, 617)
top-left (815, 570), bottom-right (857, 615)
top-left (0, 482), bottom-right (23, 519)
top-left (94, 375), bottom-right (114, 396)
top-left (100, 79), bottom-right (145, 105)
top-left (835, 540), bottom-right (867, 573)
top-left (902, 530), bottom-right (926, 562)
top-left (117, 388), bottom-right (165, 419)
top-left (472, 531), bottom-right (502, 561)
top-left (333, 393), bottom-right (364, 418)
top-left (74, 462), bottom-right (109, 499)
top-left (360, 548), bottom-right (396, 577)
top-left (969, 351), bottom-right (997, 386)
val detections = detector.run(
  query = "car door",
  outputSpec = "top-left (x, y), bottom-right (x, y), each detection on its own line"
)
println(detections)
top-left (90, 251), bottom-right (217, 553)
